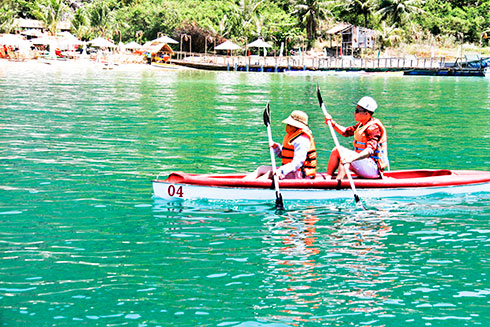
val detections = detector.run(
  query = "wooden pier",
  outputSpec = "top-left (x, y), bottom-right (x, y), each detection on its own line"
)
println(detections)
top-left (169, 51), bottom-right (486, 76)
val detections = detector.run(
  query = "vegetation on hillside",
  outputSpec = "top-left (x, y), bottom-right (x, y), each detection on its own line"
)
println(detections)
top-left (2, 0), bottom-right (490, 54)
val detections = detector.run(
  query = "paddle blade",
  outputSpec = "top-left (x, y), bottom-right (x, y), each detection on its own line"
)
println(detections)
top-left (354, 194), bottom-right (367, 210)
top-left (275, 192), bottom-right (284, 211)
top-left (263, 102), bottom-right (271, 127)
top-left (316, 84), bottom-right (323, 105)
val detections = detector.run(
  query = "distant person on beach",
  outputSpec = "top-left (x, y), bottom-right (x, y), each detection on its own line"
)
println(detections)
top-left (323, 96), bottom-right (389, 180)
top-left (244, 110), bottom-right (317, 181)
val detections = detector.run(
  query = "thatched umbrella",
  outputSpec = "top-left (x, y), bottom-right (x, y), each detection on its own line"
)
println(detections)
top-left (246, 38), bottom-right (272, 56)
top-left (151, 36), bottom-right (179, 44)
top-left (88, 37), bottom-right (116, 48)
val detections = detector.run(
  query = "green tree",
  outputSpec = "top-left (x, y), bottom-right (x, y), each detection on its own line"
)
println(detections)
top-left (377, 20), bottom-right (403, 49)
top-left (0, 1), bottom-right (17, 33)
top-left (115, 0), bottom-right (180, 43)
top-left (291, 0), bottom-right (331, 48)
top-left (228, 0), bottom-right (265, 41)
top-left (377, 0), bottom-right (424, 27)
top-left (444, 0), bottom-right (484, 9)
top-left (2, 0), bottom-right (486, 53)
top-left (71, 6), bottom-right (91, 39)
top-left (85, 0), bottom-right (117, 37)
top-left (345, 0), bottom-right (378, 27)
top-left (259, 3), bottom-right (299, 48)
top-left (417, 0), bottom-right (490, 43)
top-left (29, 0), bottom-right (68, 35)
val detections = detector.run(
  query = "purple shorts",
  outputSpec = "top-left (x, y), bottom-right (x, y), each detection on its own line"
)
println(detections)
top-left (350, 158), bottom-right (380, 179)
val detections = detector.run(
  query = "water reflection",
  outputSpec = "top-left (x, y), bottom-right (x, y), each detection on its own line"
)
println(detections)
top-left (325, 210), bottom-right (393, 317)
top-left (263, 209), bottom-right (322, 324)
top-left (256, 206), bottom-right (397, 325)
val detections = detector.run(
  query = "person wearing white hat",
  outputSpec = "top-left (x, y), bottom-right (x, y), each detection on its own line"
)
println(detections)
top-left (324, 96), bottom-right (389, 179)
top-left (244, 110), bottom-right (317, 180)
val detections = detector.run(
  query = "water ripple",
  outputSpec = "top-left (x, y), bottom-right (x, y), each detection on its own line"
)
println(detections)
top-left (1, 63), bottom-right (489, 326)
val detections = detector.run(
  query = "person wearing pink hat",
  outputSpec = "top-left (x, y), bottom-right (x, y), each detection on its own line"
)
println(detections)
top-left (324, 96), bottom-right (389, 180)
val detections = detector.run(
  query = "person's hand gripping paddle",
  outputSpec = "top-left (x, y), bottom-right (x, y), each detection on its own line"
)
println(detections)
top-left (316, 85), bottom-right (366, 209)
top-left (263, 102), bottom-right (285, 210)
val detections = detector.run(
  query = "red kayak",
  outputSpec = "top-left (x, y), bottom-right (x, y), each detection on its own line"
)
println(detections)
top-left (152, 169), bottom-right (490, 201)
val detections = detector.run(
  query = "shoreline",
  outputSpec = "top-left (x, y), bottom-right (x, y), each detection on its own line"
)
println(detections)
top-left (0, 57), bottom-right (162, 72)
top-left (1, 55), bottom-right (488, 78)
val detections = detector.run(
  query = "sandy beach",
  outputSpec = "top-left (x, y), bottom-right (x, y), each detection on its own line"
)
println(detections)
top-left (0, 57), bottom-right (174, 73)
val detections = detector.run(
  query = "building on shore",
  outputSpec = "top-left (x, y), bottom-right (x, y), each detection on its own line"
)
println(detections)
top-left (326, 23), bottom-right (377, 57)
top-left (14, 19), bottom-right (71, 34)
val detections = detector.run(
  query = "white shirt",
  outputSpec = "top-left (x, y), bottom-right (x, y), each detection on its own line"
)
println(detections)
top-left (273, 134), bottom-right (311, 178)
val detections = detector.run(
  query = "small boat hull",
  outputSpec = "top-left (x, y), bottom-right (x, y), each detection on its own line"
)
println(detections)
top-left (152, 170), bottom-right (490, 202)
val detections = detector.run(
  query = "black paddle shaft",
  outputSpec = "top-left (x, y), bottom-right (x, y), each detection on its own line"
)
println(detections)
top-left (316, 86), bottom-right (324, 106)
top-left (263, 103), bottom-right (271, 127)
top-left (262, 102), bottom-right (284, 211)
top-left (316, 84), bottom-right (366, 209)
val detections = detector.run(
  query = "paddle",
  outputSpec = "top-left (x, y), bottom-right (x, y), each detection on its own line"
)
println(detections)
top-left (263, 102), bottom-right (285, 210)
top-left (316, 85), bottom-right (366, 209)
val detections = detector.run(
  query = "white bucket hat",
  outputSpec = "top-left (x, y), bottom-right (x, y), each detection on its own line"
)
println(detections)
top-left (282, 110), bottom-right (309, 130)
top-left (356, 96), bottom-right (378, 112)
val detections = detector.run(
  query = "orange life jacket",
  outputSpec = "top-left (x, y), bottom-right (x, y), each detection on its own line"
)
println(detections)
top-left (353, 118), bottom-right (389, 171)
top-left (281, 129), bottom-right (317, 178)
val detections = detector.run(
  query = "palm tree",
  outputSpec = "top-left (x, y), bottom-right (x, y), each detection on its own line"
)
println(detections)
top-left (291, 0), bottom-right (331, 48)
top-left (205, 14), bottom-right (231, 39)
top-left (377, 0), bottom-right (424, 27)
top-left (229, 0), bottom-right (265, 40)
top-left (344, 0), bottom-right (378, 27)
top-left (377, 20), bottom-right (403, 49)
top-left (85, 0), bottom-right (117, 37)
top-left (0, 1), bottom-right (17, 33)
top-left (71, 7), bottom-right (91, 39)
top-left (29, 0), bottom-right (68, 36)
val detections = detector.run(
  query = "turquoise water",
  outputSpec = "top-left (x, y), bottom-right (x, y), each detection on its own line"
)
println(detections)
top-left (0, 62), bottom-right (489, 326)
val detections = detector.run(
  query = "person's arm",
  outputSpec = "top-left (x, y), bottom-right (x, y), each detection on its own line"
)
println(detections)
top-left (324, 113), bottom-right (357, 137)
top-left (276, 136), bottom-right (310, 178)
top-left (342, 148), bottom-right (372, 164)
top-left (270, 142), bottom-right (282, 157)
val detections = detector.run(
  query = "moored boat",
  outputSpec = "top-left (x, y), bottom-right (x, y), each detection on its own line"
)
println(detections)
top-left (151, 62), bottom-right (194, 70)
top-left (152, 169), bottom-right (490, 202)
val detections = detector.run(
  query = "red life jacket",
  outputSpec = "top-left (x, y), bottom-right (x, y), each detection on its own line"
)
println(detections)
top-left (353, 118), bottom-right (389, 170)
top-left (281, 128), bottom-right (317, 178)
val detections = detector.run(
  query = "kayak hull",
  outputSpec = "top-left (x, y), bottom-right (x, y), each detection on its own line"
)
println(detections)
top-left (152, 170), bottom-right (490, 201)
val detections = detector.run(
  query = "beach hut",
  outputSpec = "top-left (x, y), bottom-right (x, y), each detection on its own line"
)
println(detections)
top-left (140, 41), bottom-right (175, 63)
top-left (14, 18), bottom-right (71, 33)
top-left (326, 23), bottom-right (376, 57)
